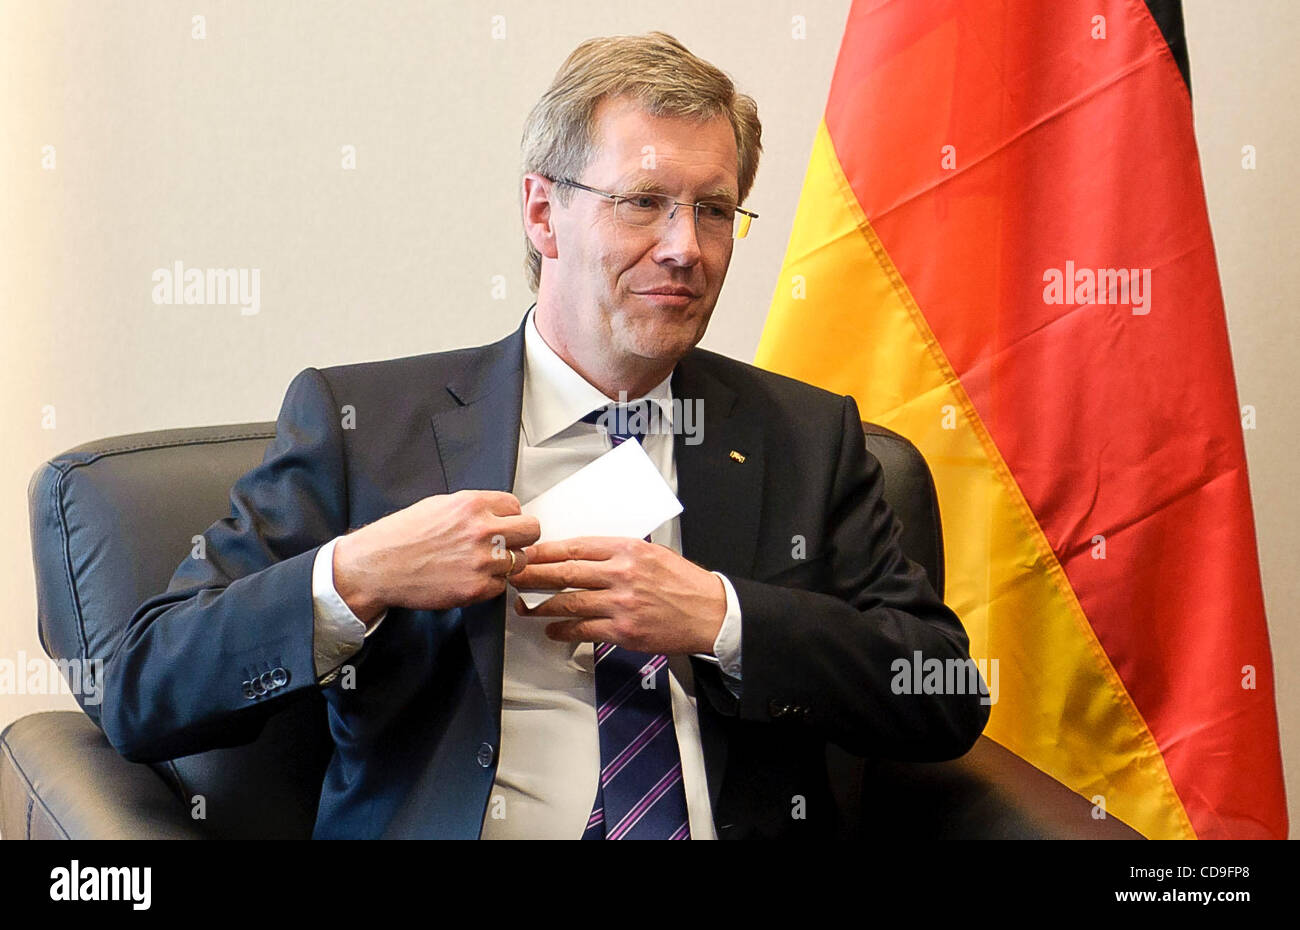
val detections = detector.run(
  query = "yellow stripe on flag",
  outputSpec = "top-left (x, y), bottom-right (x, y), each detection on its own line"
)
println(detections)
top-left (756, 120), bottom-right (1195, 839)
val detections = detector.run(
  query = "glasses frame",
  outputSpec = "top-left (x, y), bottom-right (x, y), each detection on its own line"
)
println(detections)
top-left (546, 176), bottom-right (758, 240)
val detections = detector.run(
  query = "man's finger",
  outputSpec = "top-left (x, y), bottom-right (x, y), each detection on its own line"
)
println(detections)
top-left (474, 490), bottom-right (523, 516)
top-left (514, 590), bottom-right (611, 618)
top-left (508, 558), bottom-right (612, 592)
top-left (543, 618), bottom-right (616, 644)
top-left (491, 514), bottom-right (542, 548)
top-left (522, 536), bottom-right (637, 565)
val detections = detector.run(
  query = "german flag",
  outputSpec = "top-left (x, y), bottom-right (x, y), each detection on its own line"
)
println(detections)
top-left (756, 0), bottom-right (1286, 839)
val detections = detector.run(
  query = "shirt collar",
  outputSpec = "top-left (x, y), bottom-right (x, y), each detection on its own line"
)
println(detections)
top-left (522, 305), bottom-right (675, 445)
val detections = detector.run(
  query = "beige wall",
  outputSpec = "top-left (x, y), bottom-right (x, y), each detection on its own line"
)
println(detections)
top-left (1186, 0), bottom-right (1299, 840)
top-left (1, 1), bottom-right (1293, 837)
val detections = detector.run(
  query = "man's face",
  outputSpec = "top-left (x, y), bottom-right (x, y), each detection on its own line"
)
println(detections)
top-left (539, 96), bottom-right (740, 377)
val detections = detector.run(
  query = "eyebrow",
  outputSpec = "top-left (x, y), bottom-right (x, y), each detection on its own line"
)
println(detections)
top-left (620, 177), bottom-right (739, 204)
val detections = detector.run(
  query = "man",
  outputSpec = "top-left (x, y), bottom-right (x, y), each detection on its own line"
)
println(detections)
top-left (102, 32), bottom-right (988, 839)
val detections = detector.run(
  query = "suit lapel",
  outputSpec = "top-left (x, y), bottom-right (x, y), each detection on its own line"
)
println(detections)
top-left (673, 353), bottom-right (764, 580)
top-left (429, 315), bottom-right (528, 726)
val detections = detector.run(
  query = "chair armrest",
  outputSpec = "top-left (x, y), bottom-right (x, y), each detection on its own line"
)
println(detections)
top-left (1, 711), bottom-right (210, 839)
top-left (834, 735), bottom-right (1142, 839)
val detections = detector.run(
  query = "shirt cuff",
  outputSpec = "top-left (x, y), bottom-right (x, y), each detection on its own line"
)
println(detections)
top-left (312, 536), bottom-right (387, 683)
top-left (711, 572), bottom-right (742, 679)
top-left (690, 572), bottom-right (742, 697)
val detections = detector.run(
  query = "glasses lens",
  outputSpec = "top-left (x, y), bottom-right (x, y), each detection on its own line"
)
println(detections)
top-left (697, 202), bottom-right (738, 238)
top-left (615, 193), bottom-right (673, 227)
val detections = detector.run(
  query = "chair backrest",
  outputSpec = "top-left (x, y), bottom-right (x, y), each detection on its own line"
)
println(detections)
top-left (28, 424), bottom-right (333, 838)
top-left (862, 422), bottom-right (945, 598)
top-left (28, 419), bottom-right (945, 838)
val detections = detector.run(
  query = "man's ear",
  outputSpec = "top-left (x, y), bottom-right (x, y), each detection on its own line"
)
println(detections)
top-left (522, 174), bottom-right (560, 260)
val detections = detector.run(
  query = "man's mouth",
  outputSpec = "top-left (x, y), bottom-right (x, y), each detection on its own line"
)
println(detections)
top-left (635, 286), bottom-right (699, 298)
top-left (633, 287), bottom-right (698, 307)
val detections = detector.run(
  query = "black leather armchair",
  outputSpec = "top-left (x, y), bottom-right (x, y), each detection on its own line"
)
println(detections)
top-left (1, 420), bottom-right (1140, 839)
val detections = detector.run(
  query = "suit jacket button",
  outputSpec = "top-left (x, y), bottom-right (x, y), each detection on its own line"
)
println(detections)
top-left (241, 680), bottom-right (256, 700)
top-left (476, 743), bottom-right (495, 767)
top-left (271, 667), bottom-right (289, 688)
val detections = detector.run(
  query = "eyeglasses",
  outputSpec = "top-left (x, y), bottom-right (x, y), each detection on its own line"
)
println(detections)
top-left (547, 176), bottom-right (758, 240)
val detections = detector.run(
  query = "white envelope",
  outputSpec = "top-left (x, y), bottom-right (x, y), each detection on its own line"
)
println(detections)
top-left (515, 438), bottom-right (683, 608)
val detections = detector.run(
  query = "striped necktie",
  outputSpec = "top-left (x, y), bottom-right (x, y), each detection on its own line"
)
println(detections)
top-left (578, 402), bottom-right (690, 840)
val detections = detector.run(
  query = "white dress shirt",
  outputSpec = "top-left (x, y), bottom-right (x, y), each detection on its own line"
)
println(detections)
top-left (309, 308), bottom-right (743, 838)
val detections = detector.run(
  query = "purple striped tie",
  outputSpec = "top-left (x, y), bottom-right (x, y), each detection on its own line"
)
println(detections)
top-left (579, 403), bottom-right (690, 840)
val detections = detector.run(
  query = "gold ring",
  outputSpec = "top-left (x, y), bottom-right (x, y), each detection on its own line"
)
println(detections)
top-left (505, 548), bottom-right (517, 576)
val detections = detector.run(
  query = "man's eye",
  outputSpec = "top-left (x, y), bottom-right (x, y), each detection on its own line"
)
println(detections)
top-left (626, 195), bottom-right (661, 210)
top-left (701, 203), bottom-right (735, 220)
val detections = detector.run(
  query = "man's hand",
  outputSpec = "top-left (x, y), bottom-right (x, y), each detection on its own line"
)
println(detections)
top-left (508, 537), bottom-right (727, 656)
top-left (333, 490), bottom-right (540, 624)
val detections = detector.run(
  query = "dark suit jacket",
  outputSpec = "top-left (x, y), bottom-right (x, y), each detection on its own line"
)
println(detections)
top-left (102, 312), bottom-right (989, 839)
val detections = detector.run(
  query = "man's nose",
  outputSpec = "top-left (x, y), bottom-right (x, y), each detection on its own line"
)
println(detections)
top-left (653, 204), bottom-right (703, 264)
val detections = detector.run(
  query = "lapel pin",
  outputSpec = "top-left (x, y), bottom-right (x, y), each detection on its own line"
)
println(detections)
top-left (729, 450), bottom-right (746, 464)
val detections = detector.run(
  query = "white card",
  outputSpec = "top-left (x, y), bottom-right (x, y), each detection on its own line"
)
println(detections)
top-left (515, 438), bottom-right (683, 608)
